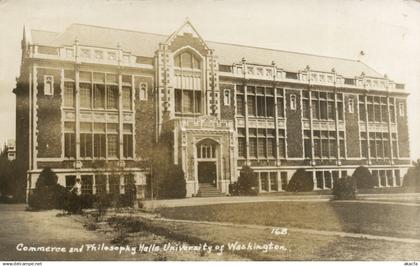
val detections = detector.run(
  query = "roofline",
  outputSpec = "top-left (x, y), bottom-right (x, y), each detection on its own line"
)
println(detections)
top-left (30, 23), bottom-right (366, 64)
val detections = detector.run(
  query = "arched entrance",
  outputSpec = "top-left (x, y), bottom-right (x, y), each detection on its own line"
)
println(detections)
top-left (196, 139), bottom-right (218, 186)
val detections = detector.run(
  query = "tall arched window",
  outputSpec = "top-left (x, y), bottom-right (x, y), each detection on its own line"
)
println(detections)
top-left (174, 51), bottom-right (201, 69)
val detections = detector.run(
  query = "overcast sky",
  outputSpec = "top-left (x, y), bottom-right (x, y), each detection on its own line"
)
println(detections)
top-left (0, 0), bottom-right (419, 159)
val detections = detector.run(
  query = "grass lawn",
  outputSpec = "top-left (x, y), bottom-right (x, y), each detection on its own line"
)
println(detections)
top-left (159, 201), bottom-right (420, 239)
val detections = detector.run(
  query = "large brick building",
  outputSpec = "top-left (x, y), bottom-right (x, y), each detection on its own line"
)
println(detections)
top-left (15, 21), bottom-right (411, 198)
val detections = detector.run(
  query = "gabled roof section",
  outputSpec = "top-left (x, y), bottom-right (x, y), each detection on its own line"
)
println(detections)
top-left (29, 23), bottom-right (383, 78)
top-left (165, 19), bottom-right (210, 51)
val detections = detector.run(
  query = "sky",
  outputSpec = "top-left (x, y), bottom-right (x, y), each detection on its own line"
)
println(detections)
top-left (0, 0), bottom-right (419, 159)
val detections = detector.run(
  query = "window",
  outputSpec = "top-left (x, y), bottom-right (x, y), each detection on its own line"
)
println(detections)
top-left (360, 132), bottom-right (368, 158)
top-left (107, 85), bottom-right (118, 109)
top-left (93, 84), bottom-right (105, 109)
top-left (138, 82), bottom-right (147, 101)
top-left (267, 137), bottom-right (275, 158)
top-left (224, 89), bottom-right (231, 105)
top-left (93, 123), bottom-right (106, 158)
top-left (174, 51), bottom-right (201, 69)
top-left (174, 89), bottom-right (201, 114)
top-left (260, 172), bottom-right (269, 191)
top-left (247, 95), bottom-right (256, 116)
top-left (107, 135), bottom-right (118, 157)
top-left (44, 75), bottom-right (54, 95)
top-left (348, 99), bottom-right (354, 113)
top-left (236, 95), bottom-right (244, 115)
top-left (80, 83), bottom-right (92, 108)
top-left (302, 95), bottom-right (310, 119)
top-left (238, 137), bottom-right (246, 158)
top-left (109, 175), bottom-right (120, 195)
top-left (65, 175), bottom-right (76, 190)
top-left (64, 122), bottom-right (75, 158)
top-left (80, 122), bottom-right (92, 158)
top-left (107, 124), bottom-right (119, 158)
top-left (278, 129), bottom-right (286, 158)
top-left (81, 175), bottom-right (93, 195)
top-left (95, 175), bottom-right (106, 195)
top-left (122, 87), bottom-right (132, 110)
top-left (123, 124), bottom-right (133, 158)
top-left (304, 130), bottom-right (311, 158)
top-left (249, 138), bottom-right (257, 158)
top-left (290, 94), bottom-right (296, 110)
top-left (64, 82), bottom-right (75, 107)
top-left (270, 172), bottom-right (278, 191)
top-left (399, 102), bottom-right (405, 117)
top-left (280, 172), bottom-right (288, 190)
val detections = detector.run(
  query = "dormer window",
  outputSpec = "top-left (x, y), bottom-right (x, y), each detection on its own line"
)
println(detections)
top-left (44, 75), bottom-right (54, 95)
top-left (290, 94), bottom-right (296, 110)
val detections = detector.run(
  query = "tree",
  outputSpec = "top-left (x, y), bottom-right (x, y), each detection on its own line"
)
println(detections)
top-left (148, 129), bottom-right (186, 199)
top-left (352, 166), bottom-right (375, 189)
top-left (0, 145), bottom-right (21, 202)
top-left (403, 159), bottom-right (420, 187)
top-left (285, 169), bottom-right (313, 192)
top-left (237, 165), bottom-right (259, 195)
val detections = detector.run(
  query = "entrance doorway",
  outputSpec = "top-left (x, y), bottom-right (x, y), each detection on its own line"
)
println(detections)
top-left (198, 161), bottom-right (216, 185)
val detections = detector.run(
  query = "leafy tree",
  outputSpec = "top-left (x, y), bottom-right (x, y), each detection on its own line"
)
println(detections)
top-left (286, 169), bottom-right (313, 192)
top-left (352, 166), bottom-right (375, 189)
top-left (237, 165), bottom-right (259, 195)
top-left (403, 159), bottom-right (420, 187)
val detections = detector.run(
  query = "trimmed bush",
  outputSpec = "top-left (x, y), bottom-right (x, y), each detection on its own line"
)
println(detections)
top-left (352, 166), bottom-right (375, 189)
top-left (237, 165), bottom-right (259, 195)
top-left (286, 169), bottom-right (313, 192)
top-left (35, 168), bottom-right (58, 188)
top-left (332, 176), bottom-right (356, 200)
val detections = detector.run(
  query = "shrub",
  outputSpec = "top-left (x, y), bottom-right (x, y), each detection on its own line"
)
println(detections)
top-left (229, 181), bottom-right (240, 196)
top-left (237, 165), bottom-right (259, 195)
top-left (352, 166), bottom-right (375, 189)
top-left (286, 169), bottom-right (313, 192)
top-left (403, 160), bottom-right (420, 187)
top-left (35, 168), bottom-right (58, 188)
top-left (332, 176), bottom-right (356, 200)
top-left (158, 164), bottom-right (186, 199)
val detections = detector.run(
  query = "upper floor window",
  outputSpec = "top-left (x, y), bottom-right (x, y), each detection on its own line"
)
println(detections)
top-left (44, 75), bottom-right (54, 96)
top-left (399, 102), bottom-right (405, 117)
top-left (348, 98), bottom-right (354, 113)
top-left (174, 51), bottom-right (201, 69)
top-left (223, 89), bottom-right (231, 106)
top-left (137, 82), bottom-right (148, 101)
top-left (290, 94), bottom-right (296, 110)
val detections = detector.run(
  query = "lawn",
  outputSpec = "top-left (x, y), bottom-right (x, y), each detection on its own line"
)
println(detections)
top-left (159, 201), bottom-right (420, 239)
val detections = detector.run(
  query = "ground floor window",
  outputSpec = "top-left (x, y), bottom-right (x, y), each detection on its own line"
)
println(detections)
top-left (109, 175), bottom-right (120, 195)
top-left (95, 175), bottom-right (107, 195)
top-left (65, 175), bottom-right (76, 190)
top-left (269, 172), bottom-right (278, 191)
top-left (81, 175), bottom-right (93, 195)
top-left (260, 172), bottom-right (269, 192)
top-left (280, 172), bottom-right (288, 190)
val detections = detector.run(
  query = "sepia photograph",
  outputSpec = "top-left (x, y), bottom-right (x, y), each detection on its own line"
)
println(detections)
top-left (0, 0), bottom-right (419, 264)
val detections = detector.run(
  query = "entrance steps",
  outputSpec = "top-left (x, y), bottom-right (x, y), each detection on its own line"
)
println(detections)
top-left (197, 183), bottom-right (226, 197)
